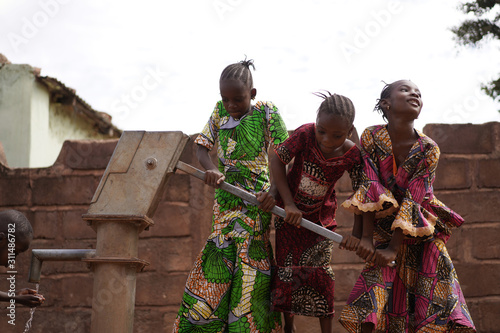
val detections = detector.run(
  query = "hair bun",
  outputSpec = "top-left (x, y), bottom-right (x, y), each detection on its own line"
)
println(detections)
top-left (239, 57), bottom-right (255, 71)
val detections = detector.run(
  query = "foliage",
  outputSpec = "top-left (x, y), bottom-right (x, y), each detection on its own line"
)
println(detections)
top-left (452, 1), bottom-right (500, 109)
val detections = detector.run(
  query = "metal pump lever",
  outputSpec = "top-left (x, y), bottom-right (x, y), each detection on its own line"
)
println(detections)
top-left (175, 160), bottom-right (344, 244)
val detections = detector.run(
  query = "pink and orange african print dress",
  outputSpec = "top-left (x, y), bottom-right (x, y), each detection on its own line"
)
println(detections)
top-left (270, 123), bottom-right (362, 317)
top-left (340, 125), bottom-right (476, 332)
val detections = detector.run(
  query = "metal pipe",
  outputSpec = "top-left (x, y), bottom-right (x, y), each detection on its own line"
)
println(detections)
top-left (175, 160), bottom-right (344, 243)
top-left (28, 249), bottom-right (96, 283)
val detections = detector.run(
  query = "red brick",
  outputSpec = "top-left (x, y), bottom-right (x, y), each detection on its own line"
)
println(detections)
top-left (444, 226), bottom-right (466, 262)
top-left (424, 123), bottom-right (496, 154)
top-left (290, 309), bottom-right (354, 333)
top-left (31, 210), bottom-right (59, 239)
top-left (61, 209), bottom-right (96, 239)
top-left (478, 157), bottom-right (500, 188)
top-left (332, 246), bottom-right (364, 265)
top-left (436, 190), bottom-right (500, 223)
top-left (162, 173), bottom-right (190, 203)
top-left (434, 158), bottom-right (472, 190)
top-left (293, 314), bottom-right (344, 333)
top-left (139, 238), bottom-right (195, 273)
top-left (333, 266), bottom-right (366, 302)
top-left (136, 272), bottom-right (187, 306)
top-left (467, 298), bottom-right (500, 333)
top-left (335, 172), bottom-right (355, 194)
top-left (466, 225), bottom-right (500, 260)
top-left (454, 263), bottom-right (500, 298)
top-left (57, 309), bottom-right (92, 333)
top-left (134, 308), bottom-right (166, 333)
top-left (186, 176), bottom-right (215, 212)
top-left (0, 176), bottom-right (30, 206)
top-left (163, 305), bottom-right (191, 330)
top-left (164, 310), bottom-right (180, 332)
top-left (335, 199), bottom-right (356, 228)
top-left (54, 139), bottom-right (118, 170)
top-left (0, 307), bottom-right (93, 333)
top-left (186, 181), bottom-right (214, 251)
top-left (59, 275), bottom-right (94, 307)
top-left (59, 239), bottom-right (97, 252)
top-left (178, 134), bottom-right (198, 164)
top-left (32, 175), bottom-right (100, 205)
top-left (148, 202), bottom-right (192, 237)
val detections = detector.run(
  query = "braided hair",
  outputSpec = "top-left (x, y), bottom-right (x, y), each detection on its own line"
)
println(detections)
top-left (220, 57), bottom-right (255, 88)
top-left (374, 79), bottom-right (412, 121)
top-left (314, 91), bottom-right (355, 125)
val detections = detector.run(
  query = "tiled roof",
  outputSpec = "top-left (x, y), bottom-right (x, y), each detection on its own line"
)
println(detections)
top-left (36, 75), bottom-right (121, 138)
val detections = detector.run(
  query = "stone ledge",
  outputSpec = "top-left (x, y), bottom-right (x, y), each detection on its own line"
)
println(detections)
top-left (53, 139), bottom-right (118, 170)
top-left (424, 122), bottom-right (498, 155)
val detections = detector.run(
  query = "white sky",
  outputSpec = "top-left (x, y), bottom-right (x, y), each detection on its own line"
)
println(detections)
top-left (1, 0), bottom-right (499, 135)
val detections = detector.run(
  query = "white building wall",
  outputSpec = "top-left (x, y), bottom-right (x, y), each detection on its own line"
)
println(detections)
top-left (0, 63), bottom-right (115, 168)
top-left (29, 81), bottom-right (52, 167)
top-left (0, 64), bottom-right (33, 168)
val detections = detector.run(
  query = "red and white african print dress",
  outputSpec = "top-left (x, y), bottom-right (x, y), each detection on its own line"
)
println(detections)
top-left (270, 123), bottom-right (362, 318)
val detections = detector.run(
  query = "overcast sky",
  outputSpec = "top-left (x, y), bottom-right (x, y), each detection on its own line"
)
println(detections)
top-left (1, 0), bottom-right (499, 135)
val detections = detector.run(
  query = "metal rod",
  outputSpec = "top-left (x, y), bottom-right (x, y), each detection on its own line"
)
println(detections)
top-left (28, 249), bottom-right (96, 283)
top-left (175, 160), bottom-right (344, 243)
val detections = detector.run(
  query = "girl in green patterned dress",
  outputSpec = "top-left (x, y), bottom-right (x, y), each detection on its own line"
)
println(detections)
top-left (173, 59), bottom-right (289, 333)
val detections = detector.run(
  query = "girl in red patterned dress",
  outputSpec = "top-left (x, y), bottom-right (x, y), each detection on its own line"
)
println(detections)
top-left (270, 92), bottom-right (363, 333)
top-left (339, 80), bottom-right (476, 332)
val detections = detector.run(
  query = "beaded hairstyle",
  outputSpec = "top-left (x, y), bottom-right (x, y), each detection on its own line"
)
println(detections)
top-left (220, 58), bottom-right (255, 89)
top-left (314, 91), bottom-right (355, 125)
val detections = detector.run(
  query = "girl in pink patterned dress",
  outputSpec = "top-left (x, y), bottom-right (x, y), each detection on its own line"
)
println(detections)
top-left (270, 92), bottom-right (363, 333)
top-left (340, 80), bottom-right (476, 332)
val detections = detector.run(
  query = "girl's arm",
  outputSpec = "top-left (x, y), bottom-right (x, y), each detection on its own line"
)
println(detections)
top-left (267, 147), bottom-right (279, 199)
top-left (373, 227), bottom-right (404, 267)
top-left (356, 211), bottom-right (376, 261)
top-left (196, 145), bottom-right (225, 188)
top-left (270, 152), bottom-right (302, 226)
top-left (340, 214), bottom-right (362, 251)
top-left (256, 147), bottom-right (278, 212)
top-left (0, 289), bottom-right (45, 307)
top-left (352, 214), bottom-right (363, 239)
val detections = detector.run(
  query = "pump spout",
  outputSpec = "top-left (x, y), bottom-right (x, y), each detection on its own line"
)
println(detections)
top-left (28, 249), bottom-right (96, 283)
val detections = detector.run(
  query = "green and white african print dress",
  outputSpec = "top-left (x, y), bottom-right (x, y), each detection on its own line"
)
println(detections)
top-left (173, 101), bottom-right (289, 333)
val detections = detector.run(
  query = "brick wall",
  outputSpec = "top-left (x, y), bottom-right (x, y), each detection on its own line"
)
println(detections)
top-left (0, 123), bottom-right (498, 332)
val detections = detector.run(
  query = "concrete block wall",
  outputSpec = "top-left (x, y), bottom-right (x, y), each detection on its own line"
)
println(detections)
top-left (0, 123), bottom-right (498, 332)
top-left (424, 122), bottom-right (500, 333)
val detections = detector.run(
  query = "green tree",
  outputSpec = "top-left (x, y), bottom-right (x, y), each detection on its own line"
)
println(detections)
top-left (452, 1), bottom-right (500, 111)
